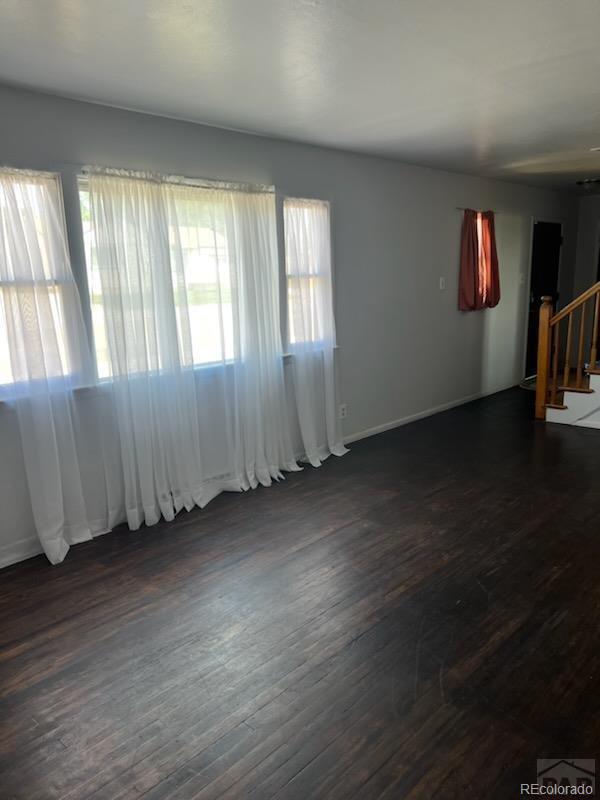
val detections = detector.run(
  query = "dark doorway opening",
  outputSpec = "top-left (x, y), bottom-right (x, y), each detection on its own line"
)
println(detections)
top-left (525, 221), bottom-right (562, 377)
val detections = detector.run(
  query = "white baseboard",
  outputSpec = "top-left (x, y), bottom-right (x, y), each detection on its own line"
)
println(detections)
top-left (344, 385), bottom-right (515, 445)
top-left (0, 534), bottom-right (42, 570)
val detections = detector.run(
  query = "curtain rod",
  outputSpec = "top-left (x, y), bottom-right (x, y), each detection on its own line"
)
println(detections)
top-left (455, 206), bottom-right (500, 213)
top-left (0, 166), bottom-right (59, 180)
top-left (75, 164), bottom-right (274, 194)
top-left (49, 163), bottom-right (334, 203)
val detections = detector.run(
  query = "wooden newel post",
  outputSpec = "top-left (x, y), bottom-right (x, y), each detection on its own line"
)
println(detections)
top-left (535, 296), bottom-right (554, 420)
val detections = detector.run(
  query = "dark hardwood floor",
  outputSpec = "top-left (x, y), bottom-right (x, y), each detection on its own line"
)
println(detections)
top-left (1, 388), bottom-right (599, 799)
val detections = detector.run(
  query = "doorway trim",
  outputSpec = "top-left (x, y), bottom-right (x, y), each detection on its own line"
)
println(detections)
top-left (521, 217), bottom-right (564, 380)
top-left (594, 219), bottom-right (600, 284)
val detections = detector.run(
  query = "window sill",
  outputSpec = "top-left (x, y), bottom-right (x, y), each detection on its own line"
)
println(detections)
top-left (0, 347), bottom-right (339, 405)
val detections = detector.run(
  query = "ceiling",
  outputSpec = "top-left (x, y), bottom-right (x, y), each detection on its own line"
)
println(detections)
top-left (1, 0), bottom-right (600, 189)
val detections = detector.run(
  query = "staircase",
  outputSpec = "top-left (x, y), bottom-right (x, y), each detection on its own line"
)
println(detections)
top-left (545, 374), bottom-right (600, 426)
top-left (535, 282), bottom-right (600, 426)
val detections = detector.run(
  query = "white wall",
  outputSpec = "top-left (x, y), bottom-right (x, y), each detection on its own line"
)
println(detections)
top-left (481, 214), bottom-right (532, 394)
top-left (0, 85), bottom-right (579, 566)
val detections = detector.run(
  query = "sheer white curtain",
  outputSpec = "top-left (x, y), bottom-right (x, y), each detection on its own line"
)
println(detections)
top-left (0, 169), bottom-right (94, 563)
top-left (284, 198), bottom-right (347, 465)
top-left (87, 169), bottom-right (299, 531)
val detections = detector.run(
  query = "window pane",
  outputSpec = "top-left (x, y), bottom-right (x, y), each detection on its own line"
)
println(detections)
top-left (169, 196), bottom-right (234, 365)
top-left (287, 275), bottom-right (327, 344)
top-left (0, 293), bottom-right (12, 385)
top-left (79, 188), bottom-right (112, 379)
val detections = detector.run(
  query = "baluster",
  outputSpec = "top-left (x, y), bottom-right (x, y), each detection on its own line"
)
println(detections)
top-left (550, 323), bottom-right (560, 405)
top-left (576, 302), bottom-right (587, 388)
top-left (590, 292), bottom-right (600, 372)
top-left (562, 312), bottom-right (573, 388)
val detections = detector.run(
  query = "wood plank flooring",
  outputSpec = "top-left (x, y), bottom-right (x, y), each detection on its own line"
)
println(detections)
top-left (1, 388), bottom-right (599, 799)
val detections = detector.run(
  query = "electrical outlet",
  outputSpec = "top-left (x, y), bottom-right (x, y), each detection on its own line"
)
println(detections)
top-left (339, 403), bottom-right (348, 420)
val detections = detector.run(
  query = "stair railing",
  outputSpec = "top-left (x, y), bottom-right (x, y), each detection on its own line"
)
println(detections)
top-left (535, 282), bottom-right (600, 419)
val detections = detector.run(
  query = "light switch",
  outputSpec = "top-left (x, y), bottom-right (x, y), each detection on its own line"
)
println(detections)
top-left (439, 277), bottom-right (446, 291)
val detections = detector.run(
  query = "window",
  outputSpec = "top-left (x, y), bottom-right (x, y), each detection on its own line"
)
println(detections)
top-left (0, 169), bottom-right (82, 387)
top-left (284, 198), bottom-right (336, 346)
top-left (77, 180), bottom-right (338, 378)
top-left (79, 179), bottom-right (235, 378)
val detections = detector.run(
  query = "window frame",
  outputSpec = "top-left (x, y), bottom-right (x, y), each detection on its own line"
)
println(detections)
top-left (76, 175), bottom-right (243, 381)
top-left (0, 168), bottom-right (87, 391)
top-left (282, 195), bottom-right (337, 351)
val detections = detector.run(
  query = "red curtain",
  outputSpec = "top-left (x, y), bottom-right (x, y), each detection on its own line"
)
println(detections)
top-left (458, 209), bottom-right (500, 311)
